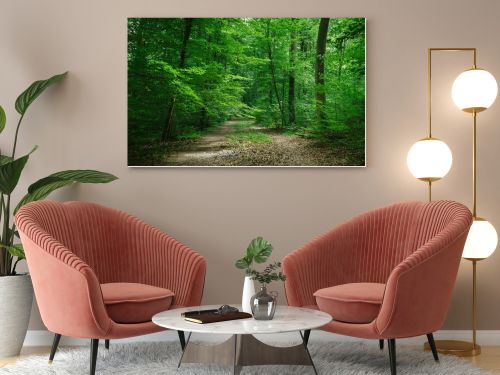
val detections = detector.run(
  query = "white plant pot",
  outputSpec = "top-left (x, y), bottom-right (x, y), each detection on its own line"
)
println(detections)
top-left (0, 274), bottom-right (33, 358)
top-left (241, 276), bottom-right (255, 313)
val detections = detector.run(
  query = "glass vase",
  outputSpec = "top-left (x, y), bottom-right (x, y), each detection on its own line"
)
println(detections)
top-left (250, 285), bottom-right (278, 320)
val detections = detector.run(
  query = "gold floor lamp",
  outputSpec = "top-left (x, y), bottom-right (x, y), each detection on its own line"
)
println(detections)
top-left (407, 48), bottom-right (498, 356)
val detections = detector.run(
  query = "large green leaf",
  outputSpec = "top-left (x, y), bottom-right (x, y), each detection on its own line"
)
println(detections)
top-left (17, 180), bottom-right (73, 211)
top-left (15, 169), bottom-right (117, 213)
top-left (235, 258), bottom-right (250, 269)
top-left (0, 147), bottom-right (37, 194)
top-left (28, 170), bottom-right (117, 193)
top-left (51, 170), bottom-right (117, 183)
top-left (245, 237), bottom-right (273, 264)
top-left (15, 72), bottom-right (67, 115)
top-left (0, 105), bottom-right (5, 134)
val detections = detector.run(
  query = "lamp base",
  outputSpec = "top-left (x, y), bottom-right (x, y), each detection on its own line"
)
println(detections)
top-left (424, 340), bottom-right (481, 357)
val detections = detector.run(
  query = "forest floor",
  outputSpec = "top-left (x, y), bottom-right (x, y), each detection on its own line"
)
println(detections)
top-left (131, 119), bottom-right (365, 166)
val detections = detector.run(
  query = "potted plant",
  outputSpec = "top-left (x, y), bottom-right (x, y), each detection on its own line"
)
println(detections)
top-left (235, 237), bottom-right (273, 313)
top-left (0, 72), bottom-right (117, 358)
top-left (235, 237), bottom-right (286, 318)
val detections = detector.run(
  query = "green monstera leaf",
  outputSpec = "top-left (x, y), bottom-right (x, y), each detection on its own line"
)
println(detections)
top-left (235, 257), bottom-right (251, 269)
top-left (246, 236), bottom-right (273, 263)
top-left (235, 237), bottom-right (274, 271)
top-left (15, 72), bottom-right (67, 115)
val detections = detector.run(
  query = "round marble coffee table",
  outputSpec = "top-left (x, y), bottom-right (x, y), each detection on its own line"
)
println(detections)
top-left (153, 305), bottom-right (332, 374)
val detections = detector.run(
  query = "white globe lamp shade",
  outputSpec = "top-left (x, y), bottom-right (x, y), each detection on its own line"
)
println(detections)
top-left (462, 218), bottom-right (498, 259)
top-left (452, 69), bottom-right (498, 113)
top-left (407, 138), bottom-right (453, 181)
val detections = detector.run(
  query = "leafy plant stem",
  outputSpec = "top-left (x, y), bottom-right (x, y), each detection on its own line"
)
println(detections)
top-left (11, 258), bottom-right (21, 274)
top-left (11, 114), bottom-right (24, 159)
top-left (0, 194), bottom-right (4, 275)
top-left (3, 195), bottom-right (11, 270)
top-left (6, 113), bottom-right (23, 272)
top-left (9, 223), bottom-right (17, 274)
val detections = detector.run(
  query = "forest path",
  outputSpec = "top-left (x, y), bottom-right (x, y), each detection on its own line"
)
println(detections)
top-left (164, 119), bottom-right (253, 164)
top-left (163, 119), bottom-right (352, 166)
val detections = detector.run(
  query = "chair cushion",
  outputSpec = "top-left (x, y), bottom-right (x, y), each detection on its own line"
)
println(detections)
top-left (313, 283), bottom-right (385, 324)
top-left (101, 283), bottom-right (174, 324)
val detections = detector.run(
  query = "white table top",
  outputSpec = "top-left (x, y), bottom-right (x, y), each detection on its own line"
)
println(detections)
top-left (152, 305), bottom-right (332, 335)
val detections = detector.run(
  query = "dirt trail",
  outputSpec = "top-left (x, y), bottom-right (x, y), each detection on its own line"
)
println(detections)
top-left (164, 120), bottom-right (244, 165)
top-left (163, 119), bottom-right (354, 166)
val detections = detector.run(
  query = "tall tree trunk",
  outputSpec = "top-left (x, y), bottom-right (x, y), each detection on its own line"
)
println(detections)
top-left (161, 18), bottom-right (193, 142)
top-left (288, 20), bottom-right (297, 126)
top-left (282, 72), bottom-right (286, 110)
top-left (315, 18), bottom-right (330, 125)
top-left (266, 21), bottom-right (287, 129)
top-left (198, 106), bottom-right (209, 128)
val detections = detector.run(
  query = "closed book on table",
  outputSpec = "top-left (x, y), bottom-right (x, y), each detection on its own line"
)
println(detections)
top-left (183, 311), bottom-right (252, 324)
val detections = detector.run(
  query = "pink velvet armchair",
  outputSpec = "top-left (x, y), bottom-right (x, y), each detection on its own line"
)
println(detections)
top-left (283, 200), bottom-right (472, 375)
top-left (16, 200), bottom-right (206, 375)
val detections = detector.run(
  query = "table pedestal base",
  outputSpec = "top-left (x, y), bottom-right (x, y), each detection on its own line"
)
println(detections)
top-left (178, 332), bottom-right (317, 374)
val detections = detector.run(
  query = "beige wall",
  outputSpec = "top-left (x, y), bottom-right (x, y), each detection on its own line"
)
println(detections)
top-left (1, 0), bottom-right (500, 331)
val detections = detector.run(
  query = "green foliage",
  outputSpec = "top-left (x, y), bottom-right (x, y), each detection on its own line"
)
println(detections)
top-left (0, 106), bottom-right (5, 134)
top-left (248, 261), bottom-right (286, 285)
top-left (176, 130), bottom-right (205, 141)
top-left (15, 72), bottom-right (67, 115)
top-left (235, 236), bottom-right (273, 273)
top-left (1, 244), bottom-right (24, 259)
top-left (0, 156), bottom-right (12, 165)
top-left (0, 73), bottom-right (117, 276)
top-left (236, 236), bottom-right (286, 286)
top-left (233, 122), bottom-right (254, 130)
top-left (226, 131), bottom-right (271, 143)
top-left (0, 147), bottom-right (36, 194)
top-left (127, 18), bottom-right (365, 165)
top-left (15, 170), bottom-right (118, 214)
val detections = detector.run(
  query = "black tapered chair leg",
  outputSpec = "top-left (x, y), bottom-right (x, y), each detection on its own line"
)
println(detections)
top-left (90, 339), bottom-right (99, 375)
top-left (105, 339), bottom-right (110, 350)
top-left (303, 329), bottom-right (311, 347)
top-left (388, 339), bottom-right (396, 375)
top-left (48, 333), bottom-right (62, 363)
top-left (426, 333), bottom-right (439, 362)
top-left (379, 339), bottom-right (384, 350)
top-left (177, 330), bottom-right (186, 350)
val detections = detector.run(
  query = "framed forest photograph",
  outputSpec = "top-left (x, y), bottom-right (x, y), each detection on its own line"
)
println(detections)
top-left (128, 18), bottom-right (366, 167)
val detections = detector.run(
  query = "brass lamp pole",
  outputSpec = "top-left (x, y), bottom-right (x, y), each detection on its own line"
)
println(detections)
top-left (462, 109), bottom-right (481, 356)
top-left (421, 47), bottom-right (498, 357)
top-left (424, 48), bottom-right (476, 202)
top-left (407, 50), bottom-right (454, 200)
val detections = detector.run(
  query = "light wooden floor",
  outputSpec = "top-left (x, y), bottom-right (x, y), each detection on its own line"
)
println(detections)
top-left (1, 345), bottom-right (500, 372)
top-left (464, 346), bottom-right (500, 373)
top-left (0, 346), bottom-right (52, 367)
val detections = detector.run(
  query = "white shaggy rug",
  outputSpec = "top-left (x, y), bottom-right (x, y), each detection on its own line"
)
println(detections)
top-left (0, 341), bottom-right (494, 374)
